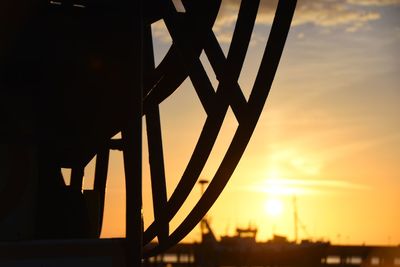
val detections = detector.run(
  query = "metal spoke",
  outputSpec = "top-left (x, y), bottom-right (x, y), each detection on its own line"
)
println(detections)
top-left (143, 0), bottom-right (297, 257)
top-left (161, 5), bottom-right (218, 115)
top-left (144, 22), bottom-right (169, 244)
top-left (70, 165), bottom-right (84, 191)
top-left (146, 108), bottom-right (169, 244)
top-left (93, 148), bottom-right (110, 235)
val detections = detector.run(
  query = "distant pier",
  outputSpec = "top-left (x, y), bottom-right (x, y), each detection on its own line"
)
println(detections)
top-left (146, 241), bottom-right (400, 267)
top-left (1, 238), bottom-right (400, 267)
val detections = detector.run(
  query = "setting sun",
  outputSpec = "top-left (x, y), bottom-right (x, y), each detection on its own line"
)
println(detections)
top-left (264, 198), bottom-right (284, 218)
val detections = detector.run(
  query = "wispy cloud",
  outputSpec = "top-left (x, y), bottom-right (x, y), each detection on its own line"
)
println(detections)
top-left (347, 0), bottom-right (400, 6)
top-left (151, 0), bottom-right (400, 44)
top-left (214, 0), bottom-right (387, 31)
top-left (243, 178), bottom-right (370, 196)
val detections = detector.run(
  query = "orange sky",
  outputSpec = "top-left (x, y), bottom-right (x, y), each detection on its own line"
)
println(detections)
top-left (75, 0), bottom-right (400, 246)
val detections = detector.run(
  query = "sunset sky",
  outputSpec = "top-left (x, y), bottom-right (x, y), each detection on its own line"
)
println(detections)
top-left (86, 0), bottom-right (400, 245)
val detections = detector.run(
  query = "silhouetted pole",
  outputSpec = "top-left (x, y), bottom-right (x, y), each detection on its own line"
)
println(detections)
top-left (121, 0), bottom-right (143, 266)
top-left (293, 196), bottom-right (298, 243)
top-left (93, 148), bottom-right (110, 236)
top-left (198, 179), bottom-right (209, 238)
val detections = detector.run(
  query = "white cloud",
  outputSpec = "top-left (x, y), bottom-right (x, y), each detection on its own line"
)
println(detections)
top-left (291, 1), bottom-right (381, 28)
top-left (151, 0), bottom-right (398, 43)
top-left (213, 0), bottom-right (399, 33)
top-left (347, 0), bottom-right (400, 6)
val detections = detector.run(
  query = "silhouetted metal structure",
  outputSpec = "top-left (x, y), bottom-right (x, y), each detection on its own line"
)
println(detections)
top-left (144, 223), bottom-right (400, 267)
top-left (161, 242), bottom-right (400, 267)
top-left (0, 0), bottom-right (296, 265)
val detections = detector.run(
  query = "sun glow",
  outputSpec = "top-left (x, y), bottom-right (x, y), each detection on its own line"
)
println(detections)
top-left (264, 198), bottom-right (284, 217)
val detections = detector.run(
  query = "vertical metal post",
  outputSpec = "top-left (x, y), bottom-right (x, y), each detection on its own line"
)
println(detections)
top-left (70, 166), bottom-right (84, 191)
top-left (198, 180), bottom-right (209, 239)
top-left (93, 148), bottom-right (110, 235)
top-left (121, 0), bottom-right (143, 266)
top-left (293, 196), bottom-right (298, 244)
top-left (122, 124), bottom-right (142, 267)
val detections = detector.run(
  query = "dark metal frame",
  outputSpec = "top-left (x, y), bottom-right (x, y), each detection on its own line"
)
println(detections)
top-left (0, 0), bottom-right (296, 266)
top-left (69, 0), bottom-right (297, 264)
